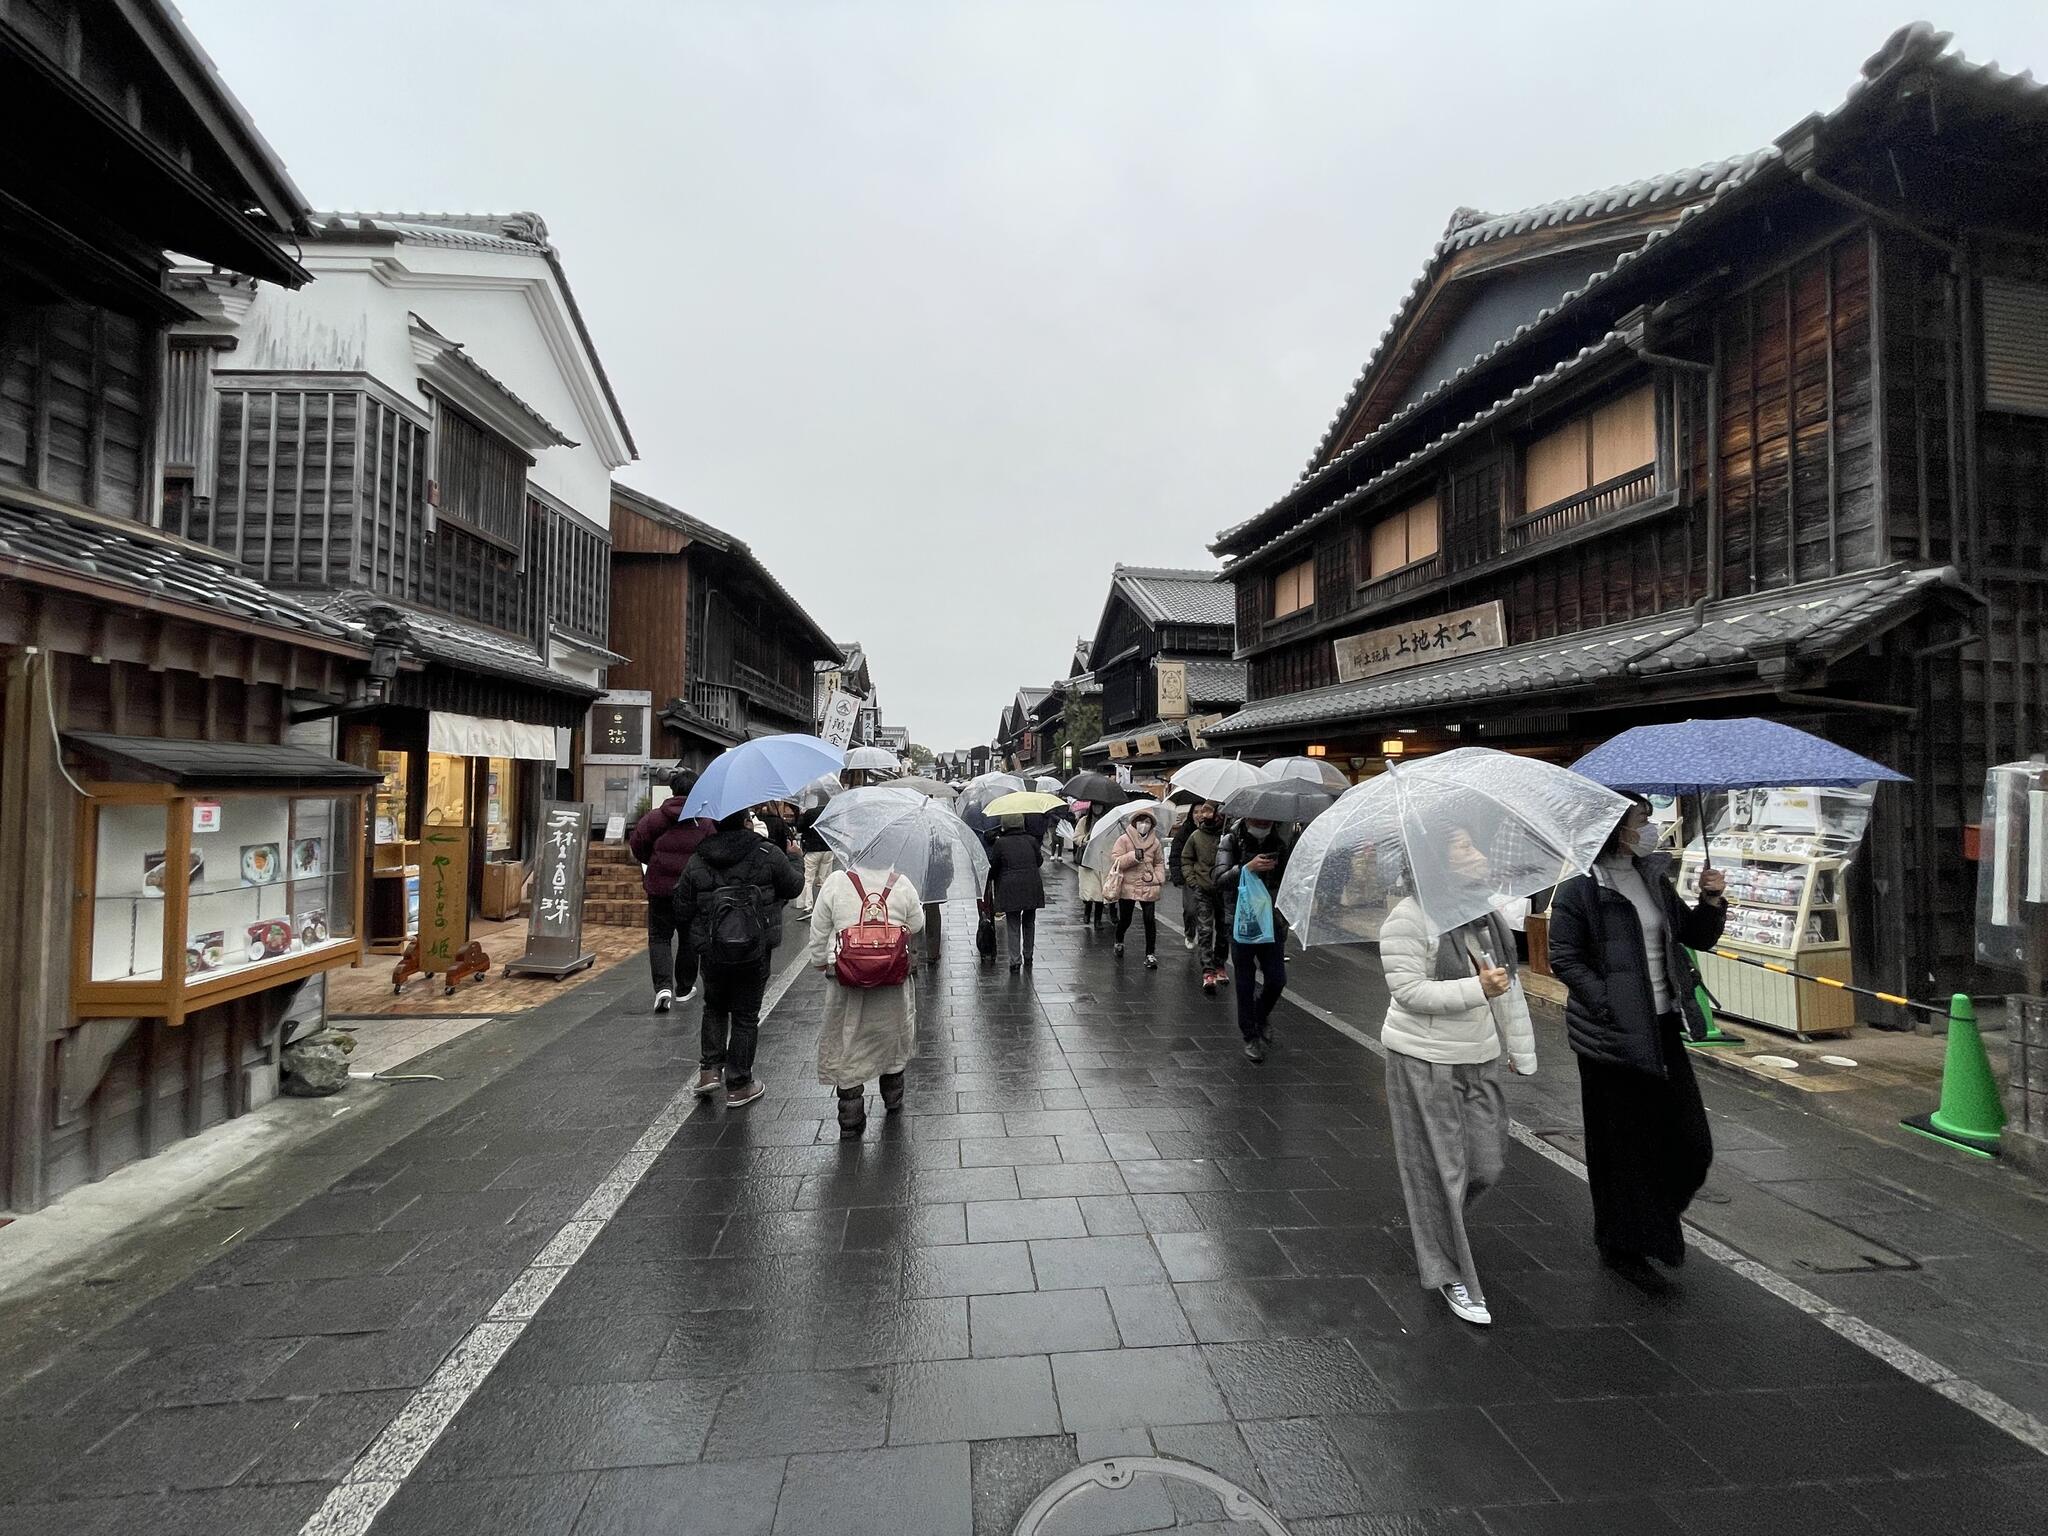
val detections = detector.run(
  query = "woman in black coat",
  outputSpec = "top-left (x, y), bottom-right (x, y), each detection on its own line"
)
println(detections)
top-left (984, 813), bottom-right (1046, 973)
top-left (1546, 795), bottom-right (1727, 1268)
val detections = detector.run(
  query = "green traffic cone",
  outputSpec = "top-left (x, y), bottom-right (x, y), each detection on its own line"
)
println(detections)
top-left (1683, 953), bottom-right (1743, 1047)
top-left (1903, 994), bottom-right (2005, 1158)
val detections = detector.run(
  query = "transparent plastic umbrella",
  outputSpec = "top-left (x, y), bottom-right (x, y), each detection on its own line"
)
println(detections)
top-left (1169, 758), bottom-right (1265, 804)
top-left (1261, 755), bottom-right (1350, 793)
top-left (957, 772), bottom-right (1026, 830)
top-left (876, 775), bottom-right (958, 800)
top-left (1276, 747), bottom-right (1631, 946)
top-left (813, 787), bottom-right (990, 902)
top-left (1080, 799), bottom-right (1175, 873)
top-left (795, 773), bottom-right (842, 810)
top-left (1033, 775), bottom-right (1066, 794)
top-left (844, 745), bottom-right (899, 773)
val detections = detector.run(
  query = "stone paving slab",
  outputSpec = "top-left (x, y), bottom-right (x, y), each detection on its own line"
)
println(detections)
top-left (2, 884), bottom-right (2044, 1534)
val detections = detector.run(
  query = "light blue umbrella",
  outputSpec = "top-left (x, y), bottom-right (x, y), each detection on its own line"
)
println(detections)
top-left (682, 733), bottom-right (844, 821)
top-left (1572, 718), bottom-right (1907, 795)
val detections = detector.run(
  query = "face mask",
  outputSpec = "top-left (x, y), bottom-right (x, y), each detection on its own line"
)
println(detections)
top-left (1628, 823), bottom-right (1661, 858)
top-left (1246, 821), bottom-right (1273, 838)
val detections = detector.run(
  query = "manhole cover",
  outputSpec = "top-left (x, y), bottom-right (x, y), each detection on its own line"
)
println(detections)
top-left (1014, 1456), bottom-right (1291, 1535)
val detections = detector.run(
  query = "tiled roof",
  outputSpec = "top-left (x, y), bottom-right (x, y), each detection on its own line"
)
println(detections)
top-left (1218, 24), bottom-right (2048, 563)
top-left (1180, 659), bottom-right (1249, 705)
top-left (1293, 156), bottom-right (1762, 479)
top-left (1115, 566), bottom-right (1235, 628)
top-left (315, 591), bottom-right (597, 698)
top-left (0, 500), bottom-right (365, 648)
top-left (1207, 565), bottom-right (1967, 739)
top-left (308, 210), bottom-right (637, 458)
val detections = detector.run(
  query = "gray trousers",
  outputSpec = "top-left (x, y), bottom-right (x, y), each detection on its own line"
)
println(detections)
top-left (1385, 1051), bottom-right (1507, 1298)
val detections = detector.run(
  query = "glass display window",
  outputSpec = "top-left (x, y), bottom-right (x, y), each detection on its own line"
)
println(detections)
top-left (78, 784), bottom-right (367, 1023)
top-left (486, 756), bottom-right (520, 854)
top-left (425, 752), bottom-right (468, 829)
top-left (375, 750), bottom-right (410, 845)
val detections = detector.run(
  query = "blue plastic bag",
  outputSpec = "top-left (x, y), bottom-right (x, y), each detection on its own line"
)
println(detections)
top-left (1233, 865), bottom-right (1275, 945)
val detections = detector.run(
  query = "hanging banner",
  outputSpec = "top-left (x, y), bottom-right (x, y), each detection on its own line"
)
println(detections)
top-left (418, 824), bottom-right (470, 974)
top-left (1107, 739), bottom-right (1131, 760)
top-left (507, 801), bottom-right (597, 978)
top-left (1185, 713), bottom-right (1226, 752)
top-left (1332, 600), bottom-right (1507, 684)
top-left (820, 689), bottom-right (866, 750)
top-left (1155, 661), bottom-right (1189, 719)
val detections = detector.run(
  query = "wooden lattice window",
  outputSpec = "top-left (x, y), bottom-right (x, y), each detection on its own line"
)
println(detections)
top-left (432, 401), bottom-right (527, 550)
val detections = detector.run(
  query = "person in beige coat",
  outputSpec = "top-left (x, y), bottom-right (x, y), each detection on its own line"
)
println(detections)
top-left (808, 866), bottom-right (925, 1138)
top-left (1378, 824), bottom-right (1537, 1329)
top-left (1105, 810), bottom-right (1167, 968)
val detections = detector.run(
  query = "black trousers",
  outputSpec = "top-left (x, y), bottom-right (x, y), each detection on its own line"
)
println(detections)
top-left (647, 897), bottom-right (698, 995)
top-left (700, 958), bottom-right (771, 1084)
top-left (1230, 939), bottom-right (1286, 1040)
top-left (1114, 899), bottom-right (1157, 954)
top-left (1576, 1013), bottom-right (1713, 1265)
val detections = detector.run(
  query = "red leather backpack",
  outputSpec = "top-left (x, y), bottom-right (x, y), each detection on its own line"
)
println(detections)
top-left (834, 872), bottom-right (911, 988)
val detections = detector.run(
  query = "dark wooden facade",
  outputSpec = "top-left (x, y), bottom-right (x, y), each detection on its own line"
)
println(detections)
top-left (1212, 27), bottom-right (2048, 998)
top-left (608, 486), bottom-right (839, 767)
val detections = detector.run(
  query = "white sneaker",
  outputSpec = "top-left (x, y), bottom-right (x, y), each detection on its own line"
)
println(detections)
top-left (653, 988), bottom-right (673, 1013)
top-left (1183, 935), bottom-right (1196, 951)
top-left (1441, 1282), bottom-right (1491, 1326)
top-left (679, 984), bottom-right (699, 1004)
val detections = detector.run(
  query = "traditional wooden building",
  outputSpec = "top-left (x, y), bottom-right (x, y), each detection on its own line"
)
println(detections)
top-left (607, 484), bottom-right (840, 769)
top-left (813, 641), bottom-right (875, 744)
top-left (0, 0), bottom-right (392, 1206)
top-left (1208, 24), bottom-right (2048, 1001)
top-left (1078, 566), bottom-right (1247, 770)
top-left (995, 687), bottom-right (1054, 775)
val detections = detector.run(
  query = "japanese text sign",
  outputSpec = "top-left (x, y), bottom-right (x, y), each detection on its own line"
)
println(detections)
top-left (1331, 600), bottom-right (1506, 684)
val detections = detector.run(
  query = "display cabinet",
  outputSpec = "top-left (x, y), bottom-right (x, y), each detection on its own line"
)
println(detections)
top-left (75, 783), bottom-right (369, 1023)
top-left (1677, 833), bottom-right (1855, 1038)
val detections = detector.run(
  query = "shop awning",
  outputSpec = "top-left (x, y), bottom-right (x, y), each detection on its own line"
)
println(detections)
top-left (64, 734), bottom-right (382, 789)
top-left (427, 712), bottom-right (555, 761)
top-left (1207, 563), bottom-right (1974, 743)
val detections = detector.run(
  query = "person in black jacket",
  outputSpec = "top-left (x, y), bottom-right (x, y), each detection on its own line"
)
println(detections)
top-left (1546, 795), bottom-right (1727, 1268)
top-left (674, 807), bottom-right (804, 1107)
top-left (1214, 817), bottom-right (1292, 1062)
top-left (985, 814), bottom-right (1046, 973)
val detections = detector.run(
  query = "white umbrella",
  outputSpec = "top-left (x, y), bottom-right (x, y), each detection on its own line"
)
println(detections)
top-left (1033, 775), bottom-right (1066, 794)
top-left (1261, 756), bottom-right (1350, 793)
top-left (1170, 758), bottom-right (1266, 804)
top-left (1080, 799), bottom-right (1174, 874)
top-left (815, 787), bottom-right (990, 902)
top-left (1276, 747), bottom-right (1630, 947)
top-left (844, 746), bottom-right (899, 772)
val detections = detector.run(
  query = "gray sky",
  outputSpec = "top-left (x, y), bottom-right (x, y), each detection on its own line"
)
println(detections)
top-left (185, 0), bottom-right (2047, 751)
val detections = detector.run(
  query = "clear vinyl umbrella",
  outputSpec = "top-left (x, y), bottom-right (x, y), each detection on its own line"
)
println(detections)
top-left (957, 771), bottom-right (1027, 833)
top-left (813, 787), bottom-right (990, 902)
top-left (795, 772), bottom-right (843, 810)
top-left (1276, 747), bottom-right (1630, 946)
top-left (1261, 755), bottom-right (1351, 793)
top-left (876, 775), bottom-right (959, 800)
top-left (1080, 799), bottom-right (1175, 873)
top-left (1033, 775), bottom-right (1066, 794)
top-left (1169, 758), bottom-right (1266, 805)
top-left (844, 745), bottom-right (900, 773)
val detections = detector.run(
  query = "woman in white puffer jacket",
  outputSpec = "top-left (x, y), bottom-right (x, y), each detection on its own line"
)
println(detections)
top-left (1378, 825), bottom-right (1536, 1329)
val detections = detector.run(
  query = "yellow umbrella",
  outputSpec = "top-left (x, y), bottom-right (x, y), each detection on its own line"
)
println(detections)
top-left (982, 791), bottom-right (1066, 818)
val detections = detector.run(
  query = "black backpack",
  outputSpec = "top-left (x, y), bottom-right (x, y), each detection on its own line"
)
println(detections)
top-left (707, 879), bottom-right (768, 967)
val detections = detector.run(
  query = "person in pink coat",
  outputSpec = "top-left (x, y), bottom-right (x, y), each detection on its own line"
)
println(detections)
top-left (1105, 809), bottom-right (1168, 969)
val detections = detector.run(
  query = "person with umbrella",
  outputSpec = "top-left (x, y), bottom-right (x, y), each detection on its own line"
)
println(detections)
top-left (1214, 810), bottom-right (1293, 1060)
top-left (1546, 794), bottom-right (1727, 1270)
top-left (1074, 803), bottom-right (1106, 922)
top-left (808, 862), bottom-right (925, 1139)
top-left (1178, 800), bottom-right (1228, 994)
top-left (1105, 806), bottom-right (1167, 968)
top-left (1378, 820), bottom-right (1537, 1328)
top-left (985, 813), bottom-right (1047, 972)
top-left (628, 766), bottom-right (713, 1012)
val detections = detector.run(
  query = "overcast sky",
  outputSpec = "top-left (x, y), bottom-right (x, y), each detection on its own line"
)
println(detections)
top-left (185, 0), bottom-right (2046, 750)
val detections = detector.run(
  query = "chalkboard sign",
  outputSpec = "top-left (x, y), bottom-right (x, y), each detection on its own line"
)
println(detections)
top-left (506, 801), bottom-right (597, 979)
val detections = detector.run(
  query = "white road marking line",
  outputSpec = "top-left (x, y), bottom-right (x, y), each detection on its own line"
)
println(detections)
top-left (294, 945), bottom-right (815, 1536)
top-left (1146, 900), bottom-right (2048, 1457)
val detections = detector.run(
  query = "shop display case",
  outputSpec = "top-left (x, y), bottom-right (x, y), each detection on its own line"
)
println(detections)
top-left (1677, 832), bottom-right (1855, 1038)
top-left (76, 783), bottom-right (368, 1023)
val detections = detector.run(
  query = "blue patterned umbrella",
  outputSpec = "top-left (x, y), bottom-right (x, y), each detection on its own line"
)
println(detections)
top-left (1572, 718), bottom-right (1908, 795)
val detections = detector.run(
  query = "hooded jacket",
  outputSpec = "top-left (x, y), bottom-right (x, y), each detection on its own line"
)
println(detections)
top-left (1179, 822), bottom-right (1222, 891)
top-left (1104, 824), bottom-right (1166, 903)
top-left (673, 824), bottom-right (805, 956)
top-left (629, 797), bottom-right (715, 899)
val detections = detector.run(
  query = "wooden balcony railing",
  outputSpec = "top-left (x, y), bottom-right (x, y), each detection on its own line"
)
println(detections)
top-left (733, 661), bottom-right (809, 721)
top-left (689, 681), bottom-right (740, 731)
top-left (1507, 465), bottom-right (1658, 550)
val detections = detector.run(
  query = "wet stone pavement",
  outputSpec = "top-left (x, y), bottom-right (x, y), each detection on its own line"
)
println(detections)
top-left (4, 870), bottom-right (2046, 1534)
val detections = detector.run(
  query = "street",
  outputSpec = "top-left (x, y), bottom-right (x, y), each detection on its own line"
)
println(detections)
top-left (4, 867), bottom-right (2044, 1536)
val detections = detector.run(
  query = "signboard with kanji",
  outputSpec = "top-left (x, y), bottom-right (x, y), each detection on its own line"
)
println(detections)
top-left (1136, 733), bottom-right (1164, 757)
top-left (506, 802), bottom-right (597, 978)
top-left (820, 689), bottom-right (866, 749)
top-left (584, 690), bottom-right (652, 766)
top-left (418, 824), bottom-right (470, 974)
top-left (1332, 600), bottom-right (1507, 684)
top-left (1154, 661), bottom-right (1188, 719)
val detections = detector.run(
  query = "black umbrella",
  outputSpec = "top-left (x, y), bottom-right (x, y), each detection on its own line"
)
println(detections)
top-left (1063, 771), bottom-right (1129, 806)
top-left (1221, 780), bottom-right (1340, 824)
